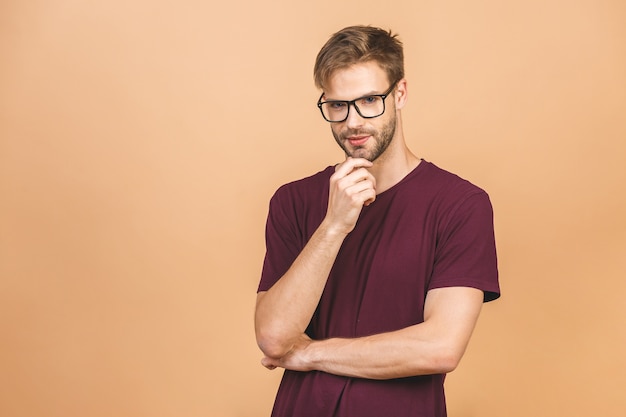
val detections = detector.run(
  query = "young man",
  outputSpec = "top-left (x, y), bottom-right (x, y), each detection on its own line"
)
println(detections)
top-left (255, 25), bottom-right (500, 417)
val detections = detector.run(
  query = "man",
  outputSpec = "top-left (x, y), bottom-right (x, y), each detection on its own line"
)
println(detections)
top-left (255, 25), bottom-right (500, 417)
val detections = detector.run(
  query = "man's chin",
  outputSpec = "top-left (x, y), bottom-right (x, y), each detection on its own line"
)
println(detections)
top-left (350, 149), bottom-right (371, 160)
top-left (346, 148), bottom-right (372, 161)
top-left (337, 139), bottom-right (375, 161)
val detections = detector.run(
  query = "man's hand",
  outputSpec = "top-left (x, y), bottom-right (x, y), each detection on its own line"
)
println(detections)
top-left (261, 333), bottom-right (314, 372)
top-left (325, 157), bottom-right (377, 235)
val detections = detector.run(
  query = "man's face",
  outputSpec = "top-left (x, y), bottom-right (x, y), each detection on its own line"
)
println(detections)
top-left (322, 62), bottom-right (399, 162)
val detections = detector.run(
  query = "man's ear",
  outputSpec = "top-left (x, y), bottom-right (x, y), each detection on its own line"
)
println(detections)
top-left (395, 78), bottom-right (408, 110)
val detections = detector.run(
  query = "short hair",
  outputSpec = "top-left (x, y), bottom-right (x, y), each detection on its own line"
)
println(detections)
top-left (313, 25), bottom-right (404, 91)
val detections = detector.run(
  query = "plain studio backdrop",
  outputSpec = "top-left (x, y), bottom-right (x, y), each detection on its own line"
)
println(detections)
top-left (1, 1), bottom-right (625, 416)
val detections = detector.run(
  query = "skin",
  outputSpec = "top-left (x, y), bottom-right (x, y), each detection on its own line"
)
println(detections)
top-left (254, 61), bottom-right (485, 379)
top-left (329, 92), bottom-right (397, 164)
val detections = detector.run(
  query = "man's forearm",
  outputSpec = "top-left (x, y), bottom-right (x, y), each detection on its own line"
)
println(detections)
top-left (255, 220), bottom-right (347, 359)
top-left (305, 326), bottom-right (458, 379)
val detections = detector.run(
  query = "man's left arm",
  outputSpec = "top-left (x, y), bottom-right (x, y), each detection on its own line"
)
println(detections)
top-left (261, 286), bottom-right (484, 379)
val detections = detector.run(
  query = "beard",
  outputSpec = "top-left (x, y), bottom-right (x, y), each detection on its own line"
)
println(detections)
top-left (331, 114), bottom-right (397, 162)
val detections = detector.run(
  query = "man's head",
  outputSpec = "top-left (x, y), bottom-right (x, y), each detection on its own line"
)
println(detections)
top-left (313, 26), bottom-right (404, 91)
top-left (314, 26), bottom-right (407, 162)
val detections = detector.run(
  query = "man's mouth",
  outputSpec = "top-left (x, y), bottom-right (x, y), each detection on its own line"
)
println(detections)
top-left (347, 135), bottom-right (370, 147)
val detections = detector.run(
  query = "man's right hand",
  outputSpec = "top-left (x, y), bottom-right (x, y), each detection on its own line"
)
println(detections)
top-left (324, 157), bottom-right (377, 235)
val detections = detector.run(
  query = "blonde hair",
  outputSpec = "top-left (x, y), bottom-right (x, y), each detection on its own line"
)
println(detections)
top-left (313, 25), bottom-right (404, 91)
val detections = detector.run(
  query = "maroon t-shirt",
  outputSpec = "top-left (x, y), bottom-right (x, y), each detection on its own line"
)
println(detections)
top-left (258, 160), bottom-right (500, 417)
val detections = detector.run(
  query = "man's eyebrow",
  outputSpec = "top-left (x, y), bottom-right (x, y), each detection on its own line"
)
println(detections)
top-left (323, 90), bottom-right (383, 101)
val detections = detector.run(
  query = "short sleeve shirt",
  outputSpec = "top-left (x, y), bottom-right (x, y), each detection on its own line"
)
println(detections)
top-left (258, 160), bottom-right (500, 417)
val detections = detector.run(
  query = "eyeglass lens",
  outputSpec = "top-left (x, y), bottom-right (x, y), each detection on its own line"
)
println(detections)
top-left (320, 96), bottom-right (385, 122)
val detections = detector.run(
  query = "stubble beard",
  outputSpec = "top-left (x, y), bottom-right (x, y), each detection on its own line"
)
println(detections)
top-left (332, 115), bottom-right (397, 162)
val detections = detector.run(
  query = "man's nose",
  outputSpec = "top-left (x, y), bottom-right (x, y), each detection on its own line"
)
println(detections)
top-left (344, 103), bottom-right (364, 128)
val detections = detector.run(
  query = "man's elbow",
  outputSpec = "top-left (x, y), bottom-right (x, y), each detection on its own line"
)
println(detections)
top-left (429, 348), bottom-right (464, 374)
top-left (256, 327), bottom-right (293, 359)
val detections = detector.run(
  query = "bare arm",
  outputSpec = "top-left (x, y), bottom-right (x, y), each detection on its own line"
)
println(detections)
top-left (255, 158), bottom-right (377, 359)
top-left (261, 286), bottom-right (484, 379)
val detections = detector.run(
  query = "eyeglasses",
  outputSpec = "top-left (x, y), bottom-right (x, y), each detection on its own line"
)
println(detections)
top-left (317, 81), bottom-right (398, 123)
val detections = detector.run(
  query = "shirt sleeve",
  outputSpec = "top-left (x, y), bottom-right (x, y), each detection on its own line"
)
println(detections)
top-left (257, 187), bottom-right (303, 292)
top-left (429, 190), bottom-right (500, 302)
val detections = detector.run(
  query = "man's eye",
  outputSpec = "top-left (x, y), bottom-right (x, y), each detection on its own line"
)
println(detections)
top-left (359, 96), bottom-right (378, 105)
top-left (329, 102), bottom-right (347, 109)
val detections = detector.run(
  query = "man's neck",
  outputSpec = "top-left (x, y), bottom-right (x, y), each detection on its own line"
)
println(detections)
top-left (369, 138), bottom-right (420, 194)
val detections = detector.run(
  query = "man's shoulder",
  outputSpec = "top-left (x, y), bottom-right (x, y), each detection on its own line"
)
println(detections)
top-left (420, 160), bottom-right (488, 196)
top-left (280, 165), bottom-right (334, 189)
top-left (270, 165), bottom-right (334, 204)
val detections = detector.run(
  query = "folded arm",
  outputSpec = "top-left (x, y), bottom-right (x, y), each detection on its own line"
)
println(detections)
top-left (261, 286), bottom-right (484, 379)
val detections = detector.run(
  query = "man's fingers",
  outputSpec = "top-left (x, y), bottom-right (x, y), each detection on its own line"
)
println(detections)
top-left (364, 193), bottom-right (376, 206)
top-left (334, 157), bottom-right (373, 176)
top-left (335, 169), bottom-right (376, 202)
top-left (333, 159), bottom-right (377, 192)
top-left (326, 157), bottom-right (377, 233)
top-left (346, 179), bottom-right (376, 200)
top-left (261, 357), bottom-right (278, 370)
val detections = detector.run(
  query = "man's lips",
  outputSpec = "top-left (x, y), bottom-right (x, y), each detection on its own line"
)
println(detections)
top-left (347, 135), bottom-right (370, 146)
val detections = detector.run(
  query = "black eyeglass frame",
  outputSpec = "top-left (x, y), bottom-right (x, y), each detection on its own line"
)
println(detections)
top-left (316, 81), bottom-right (398, 123)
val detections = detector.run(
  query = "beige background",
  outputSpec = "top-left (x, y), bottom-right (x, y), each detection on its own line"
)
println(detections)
top-left (1, 1), bottom-right (625, 416)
